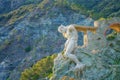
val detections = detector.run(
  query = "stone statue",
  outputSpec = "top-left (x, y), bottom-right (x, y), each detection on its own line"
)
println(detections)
top-left (58, 24), bottom-right (84, 70)
top-left (58, 22), bottom-right (98, 70)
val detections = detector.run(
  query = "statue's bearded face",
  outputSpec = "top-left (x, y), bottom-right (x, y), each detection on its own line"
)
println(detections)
top-left (58, 25), bottom-right (67, 33)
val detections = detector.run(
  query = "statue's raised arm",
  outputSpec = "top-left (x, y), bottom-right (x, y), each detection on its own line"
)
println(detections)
top-left (73, 21), bottom-right (98, 47)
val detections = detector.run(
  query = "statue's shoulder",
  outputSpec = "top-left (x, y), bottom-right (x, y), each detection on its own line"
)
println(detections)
top-left (67, 24), bottom-right (77, 32)
top-left (68, 24), bottom-right (76, 29)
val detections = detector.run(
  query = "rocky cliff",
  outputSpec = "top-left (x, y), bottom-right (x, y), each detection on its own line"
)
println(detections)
top-left (50, 18), bottom-right (120, 80)
top-left (0, 1), bottom-right (93, 80)
top-left (0, 0), bottom-right (42, 14)
top-left (0, 0), bottom-right (120, 80)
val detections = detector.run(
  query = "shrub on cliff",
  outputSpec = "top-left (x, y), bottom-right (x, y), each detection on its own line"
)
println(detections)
top-left (20, 54), bottom-right (57, 80)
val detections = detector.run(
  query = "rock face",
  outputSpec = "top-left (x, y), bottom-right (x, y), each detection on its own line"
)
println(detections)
top-left (0, 0), bottom-right (42, 14)
top-left (0, 0), bottom-right (120, 80)
top-left (51, 18), bottom-right (120, 80)
top-left (0, 2), bottom-right (93, 80)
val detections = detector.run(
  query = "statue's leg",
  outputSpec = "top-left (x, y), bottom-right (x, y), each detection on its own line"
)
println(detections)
top-left (64, 40), bottom-right (85, 70)
top-left (64, 40), bottom-right (81, 65)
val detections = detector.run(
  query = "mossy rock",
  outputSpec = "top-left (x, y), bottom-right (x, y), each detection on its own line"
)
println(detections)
top-left (106, 32), bottom-right (117, 41)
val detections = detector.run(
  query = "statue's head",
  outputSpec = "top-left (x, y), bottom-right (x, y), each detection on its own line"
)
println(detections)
top-left (58, 24), bottom-right (67, 33)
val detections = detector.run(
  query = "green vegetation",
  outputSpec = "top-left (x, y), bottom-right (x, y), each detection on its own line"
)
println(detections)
top-left (106, 34), bottom-right (116, 40)
top-left (106, 32), bottom-right (117, 41)
top-left (113, 56), bottom-right (120, 65)
top-left (0, 0), bottom-right (119, 26)
top-left (0, 4), bottom-right (35, 26)
top-left (37, 0), bottom-right (49, 9)
top-left (25, 0), bottom-right (35, 4)
top-left (0, 39), bottom-right (12, 51)
top-left (70, 3), bottom-right (88, 15)
top-left (0, 0), bottom-right (41, 14)
top-left (20, 54), bottom-right (57, 80)
top-left (53, 0), bottom-right (120, 19)
top-left (25, 46), bottom-right (32, 52)
top-left (105, 31), bottom-right (120, 65)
